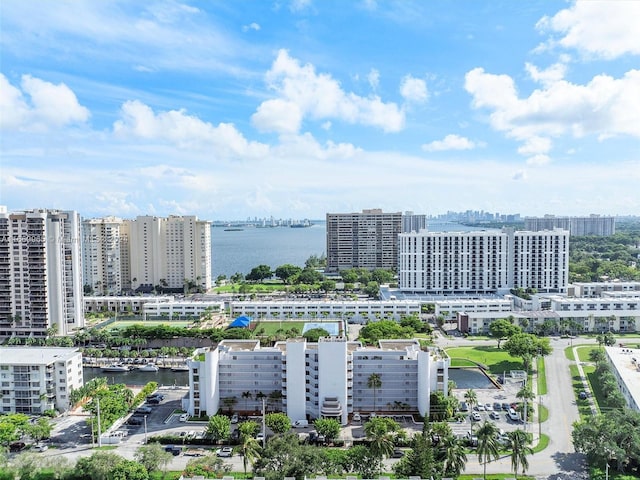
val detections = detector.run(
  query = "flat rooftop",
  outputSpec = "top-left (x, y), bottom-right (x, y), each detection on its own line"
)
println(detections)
top-left (0, 347), bottom-right (80, 365)
top-left (605, 345), bottom-right (640, 412)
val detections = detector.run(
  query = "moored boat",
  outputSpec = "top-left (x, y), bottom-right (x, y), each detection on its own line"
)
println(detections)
top-left (102, 363), bottom-right (130, 372)
top-left (138, 363), bottom-right (159, 372)
top-left (171, 365), bottom-right (189, 372)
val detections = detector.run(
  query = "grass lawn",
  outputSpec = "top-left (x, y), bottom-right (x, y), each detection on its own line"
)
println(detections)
top-left (105, 320), bottom-right (195, 330)
top-left (446, 346), bottom-right (523, 374)
top-left (569, 364), bottom-right (593, 418)
top-left (538, 403), bottom-right (549, 423)
top-left (537, 356), bottom-right (547, 395)
top-left (576, 345), bottom-right (598, 362)
top-left (213, 282), bottom-right (288, 294)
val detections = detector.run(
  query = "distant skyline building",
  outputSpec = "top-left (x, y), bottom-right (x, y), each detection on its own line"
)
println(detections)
top-left (524, 215), bottom-right (615, 236)
top-left (326, 209), bottom-right (403, 272)
top-left (401, 211), bottom-right (427, 233)
top-left (0, 208), bottom-right (84, 339)
top-left (398, 228), bottom-right (569, 294)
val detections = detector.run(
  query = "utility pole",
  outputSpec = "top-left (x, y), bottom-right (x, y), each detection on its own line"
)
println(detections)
top-left (262, 397), bottom-right (266, 448)
top-left (144, 415), bottom-right (148, 444)
top-left (97, 397), bottom-right (102, 448)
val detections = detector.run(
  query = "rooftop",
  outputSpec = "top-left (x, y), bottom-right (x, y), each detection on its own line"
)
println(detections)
top-left (605, 345), bottom-right (640, 412)
top-left (0, 347), bottom-right (81, 365)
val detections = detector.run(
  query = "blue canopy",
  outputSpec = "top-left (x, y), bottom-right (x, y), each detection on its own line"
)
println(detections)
top-left (229, 315), bottom-right (252, 328)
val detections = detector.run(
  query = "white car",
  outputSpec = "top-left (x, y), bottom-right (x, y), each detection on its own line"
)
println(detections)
top-left (231, 413), bottom-right (239, 424)
top-left (352, 412), bottom-right (361, 422)
top-left (216, 446), bottom-right (233, 457)
top-left (471, 412), bottom-right (482, 421)
top-left (33, 443), bottom-right (48, 452)
top-left (179, 413), bottom-right (189, 422)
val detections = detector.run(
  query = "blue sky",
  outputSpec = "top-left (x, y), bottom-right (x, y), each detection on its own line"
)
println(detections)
top-left (1, 0), bottom-right (639, 220)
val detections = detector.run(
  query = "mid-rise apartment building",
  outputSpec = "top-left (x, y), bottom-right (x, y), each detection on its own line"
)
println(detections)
top-left (0, 347), bottom-right (83, 414)
top-left (185, 338), bottom-right (449, 424)
top-left (0, 209), bottom-right (84, 338)
top-left (326, 209), bottom-right (402, 272)
top-left (604, 346), bottom-right (640, 412)
top-left (398, 228), bottom-right (569, 295)
top-left (524, 215), bottom-right (615, 236)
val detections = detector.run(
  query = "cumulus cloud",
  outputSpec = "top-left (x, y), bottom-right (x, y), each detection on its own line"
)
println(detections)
top-left (242, 22), bottom-right (260, 32)
top-left (536, 1), bottom-right (640, 59)
top-left (251, 50), bottom-right (404, 134)
top-left (367, 68), bottom-right (380, 90)
top-left (400, 75), bottom-right (428, 103)
top-left (464, 67), bottom-right (640, 160)
top-left (113, 100), bottom-right (268, 157)
top-left (525, 62), bottom-right (567, 86)
top-left (422, 134), bottom-right (478, 152)
top-left (0, 74), bottom-right (90, 131)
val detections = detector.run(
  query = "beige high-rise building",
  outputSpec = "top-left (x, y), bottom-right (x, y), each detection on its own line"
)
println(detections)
top-left (126, 215), bottom-right (212, 292)
top-left (0, 209), bottom-right (84, 339)
top-left (326, 209), bottom-right (402, 272)
top-left (81, 216), bottom-right (125, 295)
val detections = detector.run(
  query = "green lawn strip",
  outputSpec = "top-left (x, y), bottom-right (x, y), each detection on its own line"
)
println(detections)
top-left (538, 403), bottom-right (549, 423)
top-left (575, 346), bottom-right (597, 363)
top-left (107, 320), bottom-right (194, 330)
top-left (532, 433), bottom-right (550, 454)
top-left (445, 346), bottom-right (523, 374)
top-left (213, 283), bottom-right (288, 294)
top-left (536, 356), bottom-right (547, 395)
top-left (588, 466), bottom-right (640, 480)
top-left (457, 475), bottom-right (535, 480)
top-left (569, 364), bottom-right (593, 419)
top-left (564, 345), bottom-right (576, 361)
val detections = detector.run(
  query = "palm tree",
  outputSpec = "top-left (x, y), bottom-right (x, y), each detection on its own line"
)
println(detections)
top-left (437, 433), bottom-right (468, 478)
top-left (464, 388), bottom-right (477, 430)
top-left (242, 391), bottom-right (253, 413)
top-left (367, 373), bottom-right (382, 412)
top-left (365, 420), bottom-right (394, 471)
top-left (476, 420), bottom-right (500, 480)
top-left (507, 429), bottom-right (533, 476)
top-left (238, 432), bottom-right (262, 476)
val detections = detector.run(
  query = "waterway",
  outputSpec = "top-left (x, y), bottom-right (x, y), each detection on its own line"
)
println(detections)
top-left (448, 367), bottom-right (498, 389)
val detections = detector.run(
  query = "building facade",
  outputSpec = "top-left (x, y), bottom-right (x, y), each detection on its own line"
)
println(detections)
top-left (126, 215), bottom-right (212, 292)
top-left (0, 347), bottom-right (83, 414)
top-left (326, 209), bottom-right (402, 272)
top-left (524, 215), bottom-right (615, 236)
top-left (398, 228), bottom-right (569, 295)
top-left (185, 338), bottom-right (449, 424)
top-left (0, 209), bottom-right (84, 338)
top-left (81, 217), bottom-right (126, 295)
top-left (604, 346), bottom-right (640, 412)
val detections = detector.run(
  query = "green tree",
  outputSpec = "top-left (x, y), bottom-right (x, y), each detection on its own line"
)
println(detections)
top-left (205, 415), bottom-right (231, 443)
top-left (503, 333), bottom-right (552, 371)
top-left (367, 373), bottom-right (382, 412)
top-left (265, 413), bottom-right (291, 435)
top-left (23, 417), bottom-right (52, 442)
top-left (488, 318), bottom-right (521, 348)
top-left (302, 327), bottom-right (330, 342)
top-left (296, 267), bottom-right (324, 284)
top-left (239, 420), bottom-right (260, 438)
top-left (275, 264), bottom-right (302, 284)
top-left (246, 264), bottom-right (273, 282)
top-left (507, 429), bottom-right (533, 476)
top-left (364, 416), bottom-right (396, 467)
top-left (111, 459), bottom-right (149, 480)
top-left (464, 388), bottom-right (478, 413)
top-left (313, 418), bottom-right (341, 442)
top-left (319, 279), bottom-right (336, 292)
top-left (476, 421), bottom-right (500, 480)
top-left (364, 281), bottom-right (380, 299)
top-left (238, 430), bottom-right (262, 476)
top-left (253, 433), bottom-right (323, 480)
top-left (437, 432), bottom-right (468, 477)
top-left (393, 432), bottom-right (436, 479)
top-left (134, 442), bottom-right (173, 475)
top-left (75, 452), bottom-right (128, 480)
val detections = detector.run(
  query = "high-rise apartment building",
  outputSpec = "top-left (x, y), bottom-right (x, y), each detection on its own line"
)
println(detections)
top-left (326, 209), bottom-right (402, 272)
top-left (126, 215), bottom-right (212, 292)
top-left (81, 217), bottom-right (125, 295)
top-left (0, 209), bottom-right (84, 338)
top-left (524, 215), bottom-right (615, 236)
top-left (401, 211), bottom-right (427, 233)
top-left (399, 228), bottom-right (569, 294)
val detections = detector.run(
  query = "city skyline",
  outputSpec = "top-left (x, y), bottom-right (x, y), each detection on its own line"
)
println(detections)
top-left (1, 1), bottom-right (639, 219)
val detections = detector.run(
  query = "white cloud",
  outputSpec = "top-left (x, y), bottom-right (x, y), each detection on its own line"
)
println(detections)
top-left (400, 75), bottom-right (428, 103)
top-left (0, 74), bottom-right (90, 131)
top-left (367, 69), bottom-right (380, 90)
top-left (289, 0), bottom-right (312, 13)
top-left (525, 62), bottom-right (567, 86)
top-left (526, 154), bottom-right (551, 166)
top-left (113, 100), bottom-right (269, 157)
top-left (465, 67), bottom-right (640, 159)
top-left (242, 22), bottom-right (261, 32)
top-left (536, 1), bottom-right (640, 59)
top-left (251, 50), bottom-right (404, 134)
top-left (422, 134), bottom-right (477, 152)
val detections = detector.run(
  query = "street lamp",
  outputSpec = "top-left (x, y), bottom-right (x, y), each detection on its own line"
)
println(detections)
top-left (144, 415), bottom-right (148, 444)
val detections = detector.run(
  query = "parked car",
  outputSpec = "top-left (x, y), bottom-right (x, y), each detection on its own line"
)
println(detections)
top-left (9, 442), bottom-right (26, 452)
top-left (476, 404), bottom-right (485, 411)
top-left (471, 412), bottom-right (482, 421)
top-left (579, 391), bottom-right (588, 400)
top-left (127, 417), bottom-right (143, 425)
top-left (179, 413), bottom-right (189, 422)
top-left (459, 402), bottom-right (469, 412)
top-left (293, 419), bottom-right (309, 428)
top-left (33, 443), bottom-right (48, 452)
top-left (391, 449), bottom-right (405, 458)
top-left (493, 402), bottom-right (502, 411)
top-left (164, 445), bottom-right (181, 456)
top-left (231, 413), bottom-right (239, 424)
top-left (485, 403), bottom-right (493, 411)
top-left (490, 411), bottom-right (501, 420)
top-left (352, 412), bottom-right (361, 422)
top-left (136, 406), bottom-right (153, 414)
top-left (501, 403), bottom-right (510, 411)
top-left (216, 446), bottom-right (234, 457)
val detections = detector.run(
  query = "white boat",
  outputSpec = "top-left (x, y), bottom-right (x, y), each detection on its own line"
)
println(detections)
top-left (171, 365), bottom-right (189, 372)
top-left (138, 363), bottom-right (159, 372)
top-left (102, 363), bottom-right (130, 372)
